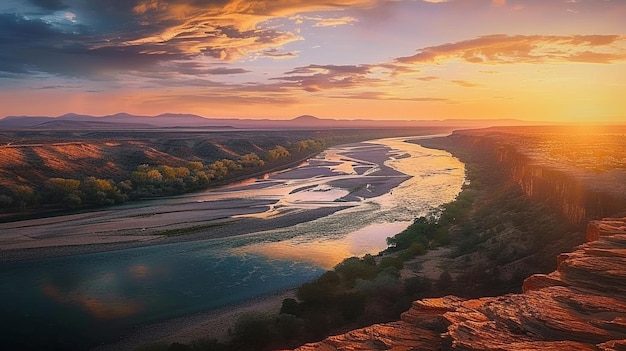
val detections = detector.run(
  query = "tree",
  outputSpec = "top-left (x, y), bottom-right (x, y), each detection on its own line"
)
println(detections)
top-left (82, 177), bottom-right (125, 205)
top-left (280, 298), bottom-right (300, 316)
top-left (297, 271), bottom-right (340, 303)
top-left (43, 178), bottom-right (83, 208)
top-left (13, 185), bottom-right (36, 210)
top-left (239, 153), bottom-right (264, 167)
top-left (0, 194), bottom-right (13, 208)
top-left (334, 257), bottom-right (377, 286)
top-left (267, 146), bottom-right (290, 162)
top-left (186, 161), bottom-right (204, 172)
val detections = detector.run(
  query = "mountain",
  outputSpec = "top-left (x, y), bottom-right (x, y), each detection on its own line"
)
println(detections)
top-left (0, 116), bottom-right (56, 128)
top-left (0, 113), bottom-right (548, 130)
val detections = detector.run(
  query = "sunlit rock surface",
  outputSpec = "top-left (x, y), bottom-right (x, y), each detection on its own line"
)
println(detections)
top-left (289, 217), bottom-right (626, 351)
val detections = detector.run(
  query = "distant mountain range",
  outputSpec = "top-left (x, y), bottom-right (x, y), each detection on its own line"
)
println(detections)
top-left (0, 113), bottom-right (545, 130)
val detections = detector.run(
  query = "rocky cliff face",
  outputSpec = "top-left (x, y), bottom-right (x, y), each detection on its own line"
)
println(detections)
top-left (493, 143), bottom-right (624, 225)
top-left (444, 129), bottom-right (626, 226)
top-left (289, 217), bottom-right (626, 351)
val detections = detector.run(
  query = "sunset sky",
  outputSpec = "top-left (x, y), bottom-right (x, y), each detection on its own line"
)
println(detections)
top-left (1, 0), bottom-right (625, 122)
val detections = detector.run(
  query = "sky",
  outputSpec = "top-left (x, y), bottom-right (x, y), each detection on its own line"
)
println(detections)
top-left (1, 0), bottom-right (625, 122)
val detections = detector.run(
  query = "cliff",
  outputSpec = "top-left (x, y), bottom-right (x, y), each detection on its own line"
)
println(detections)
top-left (448, 127), bottom-right (626, 225)
top-left (290, 217), bottom-right (626, 351)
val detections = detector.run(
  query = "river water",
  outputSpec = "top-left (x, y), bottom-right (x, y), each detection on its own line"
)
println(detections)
top-left (0, 137), bottom-right (464, 350)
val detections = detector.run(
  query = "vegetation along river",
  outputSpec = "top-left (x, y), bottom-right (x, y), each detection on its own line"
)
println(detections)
top-left (0, 136), bottom-right (465, 350)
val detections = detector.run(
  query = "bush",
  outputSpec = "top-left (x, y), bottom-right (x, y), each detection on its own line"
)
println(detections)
top-left (280, 298), bottom-right (300, 316)
top-left (404, 276), bottom-right (432, 296)
top-left (297, 272), bottom-right (339, 303)
top-left (334, 257), bottom-right (377, 286)
top-left (232, 312), bottom-right (276, 348)
top-left (337, 292), bottom-right (366, 322)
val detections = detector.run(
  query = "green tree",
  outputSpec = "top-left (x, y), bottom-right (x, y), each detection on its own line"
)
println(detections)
top-left (13, 185), bottom-right (36, 210)
top-left (267, 146), bottom-right (290, 162)
top-left (239, 153), bottom-right (264, 167)
top-left (43, 178), bottom-right (83, 208)
top-left (334, 257), bottom-right (377, 287)
top-left (82, 177), bottom-right (125, 205)
top-left (280, 298), bottom-right (300, 316)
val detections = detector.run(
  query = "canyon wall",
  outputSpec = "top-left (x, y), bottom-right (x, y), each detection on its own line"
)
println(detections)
top-left (447, 131), bottom-right (626, 226)
top-left (289, 217), bottom-right (626, 351)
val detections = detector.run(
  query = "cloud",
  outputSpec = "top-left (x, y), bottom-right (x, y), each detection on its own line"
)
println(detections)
top-left (395, 34), bottom-right (626, 65)
top-left (416, 76), bottom-right (439, 81)
top-left (123, 0), bottom-right (382, 61)
top-left (291, 15), bottom-right (358, 27)
top-left (330, 91), bottom-right (448, 102)
top-left (313, 16), bottom-right (358, 27)
top-left (262, 49), bottom-right (299, 60)
top-left (450, 80), bottom-right (481, 88)
top-left (276, 64), bottom-right (380, 92)
top-left (205, 67), bottom-right (251, 75)
top-left (0, 0), bottom-right (389, 78)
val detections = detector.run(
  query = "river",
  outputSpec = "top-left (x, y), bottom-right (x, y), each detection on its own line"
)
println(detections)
top-left (0, 136), bottom-right (464, 350)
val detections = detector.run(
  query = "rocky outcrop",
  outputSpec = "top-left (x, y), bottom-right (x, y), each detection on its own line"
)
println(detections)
top-left (289, 217), bottom-right (626, 351)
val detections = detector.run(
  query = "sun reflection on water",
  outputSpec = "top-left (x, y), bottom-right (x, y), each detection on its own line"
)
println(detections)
top-left (235, 221), bottom-right (411, 269)
top-left (235, 136), bottom-right (465, 269)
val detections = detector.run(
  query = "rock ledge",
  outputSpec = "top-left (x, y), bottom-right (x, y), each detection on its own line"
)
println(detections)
top-left (290, 218), bottom-right (626, 351)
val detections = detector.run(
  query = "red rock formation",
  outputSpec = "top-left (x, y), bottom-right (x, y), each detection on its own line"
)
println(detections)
top-left (289, 218), bottom-right (626, 351)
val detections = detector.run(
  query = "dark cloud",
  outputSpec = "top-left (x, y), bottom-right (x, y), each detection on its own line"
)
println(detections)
top-left (276, 64), bottom-right (380, 92)
top-left (285, 64), bottom-right (371, 75)
top-left (263, 49), bottom-right (298, 59)
top-left (0, 14), bottom-right (68, 73)
top-left (28, 0), bottom-right (69, 11)
top-left (0, 13), bottom-right (63, 43)
top-left (0, 12), bottom-right (187, 77)
top-left (0, 0), bottom-right (390, 78)
top-left (205, 67), bottom-right (251, 75)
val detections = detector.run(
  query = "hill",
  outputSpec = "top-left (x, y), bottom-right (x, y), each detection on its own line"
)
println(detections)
top-left (0, 113), bottom-right (547, 130)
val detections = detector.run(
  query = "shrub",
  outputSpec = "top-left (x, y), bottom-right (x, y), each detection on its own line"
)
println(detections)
top-left (232, 312), bottom-right (276, 348)
top-left (280, 298), bottom-right (300, 316)
top-left (334, 257), bottom-right (377, 287)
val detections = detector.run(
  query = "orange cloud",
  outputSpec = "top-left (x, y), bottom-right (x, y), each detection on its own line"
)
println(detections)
top-left (450, 80), bottom-right (481, 88)
top-left (396, 35), bottom-right (626, 65)
top-left (125, 0), bottom-right (384, 61)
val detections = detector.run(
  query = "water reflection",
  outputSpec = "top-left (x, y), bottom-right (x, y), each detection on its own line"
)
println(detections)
top-left (238, 222), bottom-right (411, 269)
top-left (42, 282), bottom-right (143, 320)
